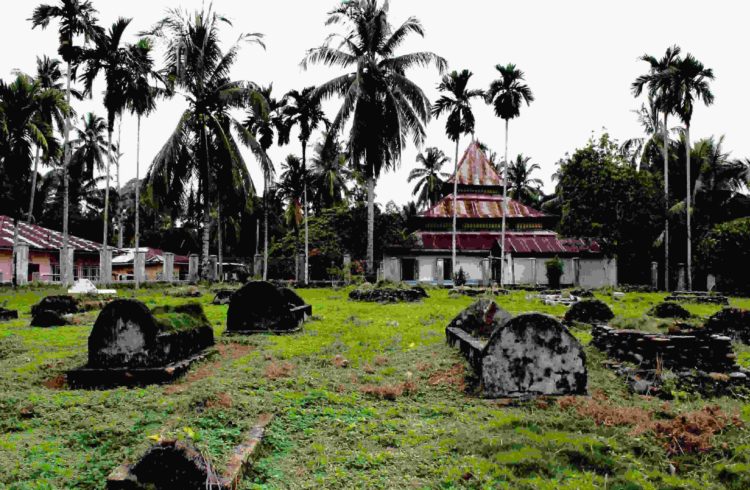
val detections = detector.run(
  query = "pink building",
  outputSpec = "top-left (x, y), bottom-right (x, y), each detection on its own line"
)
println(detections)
top-left (0, 216), bottom-right (103, 283)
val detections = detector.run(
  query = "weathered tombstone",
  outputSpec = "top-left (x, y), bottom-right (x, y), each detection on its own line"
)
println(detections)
top-left (253, 253), bottom-right (263, 278)
top-left (0, 307), bottom-right (19, 322)
top-left (188, 254), bottom-right (199, 283)
top-left (212, 289), bottom-right (235, 305)
top-left (651, 262), bottom-right (659, 291)
top-left (481, 314), bottom-right (587, 398)
top-left (100, 248), bottom-right (112, 285)
top-left (648, 301), bottom-right (690, 319)
top-left (707, 274), bottom-right (717, 292)
top-left (226, 281), bottom-right (311, 334)
top-left (31, 295), bottom-right (79, 327)
top-left (446, 299), bottom-right (512, 338)
top-left (163, 253), bottom-right (175, 283)
top-left (14, 243), bottom-right (29, 286)
top-left (564, 299), bottom-right (615, 325)
top-left (134, 250), bottom-right (147, 284)
top-left (68, 299), bottom-right (214, 387)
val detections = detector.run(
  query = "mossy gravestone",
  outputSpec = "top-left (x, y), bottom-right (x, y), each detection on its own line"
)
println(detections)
top-left (447, 299), bottom-right (512, 338)
top-left (30, 295), bottom-right (79, 327)
top-left (648, 301), bottom-right (691, 319)
top-left (226, 281), bottom-right (311, 334)
top-left (564, 299), bottom-right (614, 325)
top-left (481, 313), bottom-right (587, 398)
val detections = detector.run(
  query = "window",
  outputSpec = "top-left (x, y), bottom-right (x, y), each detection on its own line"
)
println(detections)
top-left (51, 264), bottom-right (61, 283)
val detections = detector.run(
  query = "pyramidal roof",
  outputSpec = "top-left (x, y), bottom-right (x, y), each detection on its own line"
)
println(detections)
top-left (447, 141), bottom-right (504, 186)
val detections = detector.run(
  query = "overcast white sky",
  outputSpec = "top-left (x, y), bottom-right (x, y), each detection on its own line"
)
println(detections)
top-left (1, 1), bottom-right (748, 206)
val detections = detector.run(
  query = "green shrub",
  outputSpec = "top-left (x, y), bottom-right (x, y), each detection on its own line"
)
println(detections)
top-left (546, 257), bottom-right (564, 288)
top-left (699, 217), bottom-right (750, 295)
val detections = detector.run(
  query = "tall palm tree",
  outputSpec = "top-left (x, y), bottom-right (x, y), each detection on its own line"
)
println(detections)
top-left (244, 84), bottom-right (284, 280)
top-left (486, 63), bottom-right (534, 287)
top-left (281, 87), bottom-right (329, 284)
top-left (80, 17), bottom-right (132, 259)
top-left (408, 147), bottom-right (449, 209)
top-left (302, 0), bottom-right (446, 277)
top-left (144, 5), bottom-right (270, 280)
top-left (70, 112), bottom-right (108, 179)
top-left (507, 154), bottom-right (543, 206)
top-left (432, 70), bottom-right (484, 276)
top-left (660, 53), bottom-right (714, 291)
top-left (310, 135), bottom-right (350, 211)
top-left (123, 38), bottom-right (164, 288)
top-left (620, 96), bottom-right (666, 170)
top-left (30, 0), bottom-right (101, 285)
top-left (24, 56), bottom-right (73, 223)
top-left (277, 154), bottom-right (307, 280)
top-left (632, 45), bottom-right (681, 290)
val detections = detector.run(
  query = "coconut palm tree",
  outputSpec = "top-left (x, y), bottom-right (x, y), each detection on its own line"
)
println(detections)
top-left (632, 45), bottom-right (682, 290)
top-left (277, 154), bottom-right (307, 280)
top-left (70, 112), bottom-right (108, 179)
top-left (660, 53), bottom-right (714, 291)
top-left (432, 70), bottom-right (484, 276)
top-left (507, 154), bottom-right (543, 206)
top-left (244, 84), bottom-right (284, 280)
top-left (310, 136), bottom-right (350, 211)
top-left (30, 0), bottom-right (101, 285)
top-left (302, 0), bottom-right (446, 277)
top-left (23, 56), bottom-right (74, 223)
top-left (408, 147), bottom-right (449, 209)
top-left (80, 17), bottom-right (133, 258)
top-left (144, 5), bottom-right (270, 280)
top-left (486, 63), bottom-right (534, 287)
top-left (281, 87), bottom-right (329, 284)
top-left (123, 37), bottom-right (165, 288)
top-left (620, 96), bottom-right (666, 170)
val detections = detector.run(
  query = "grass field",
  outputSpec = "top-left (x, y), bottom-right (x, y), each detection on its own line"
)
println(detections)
top-left (1, 285), bottom-right (750, 489)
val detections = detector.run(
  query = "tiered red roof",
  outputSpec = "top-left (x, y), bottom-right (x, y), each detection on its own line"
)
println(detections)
top-left (414, 231), bottom-right (600, 255)
top-left (0, 215), bottom-right (102, 252)
top-left (447, 141), bottom-right (505, 186)
top-left (423, 194), bottom-right (544, 219)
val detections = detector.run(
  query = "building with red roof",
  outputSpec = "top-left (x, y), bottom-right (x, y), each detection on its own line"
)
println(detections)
top-left (383, 142), bottom-right (617, 287)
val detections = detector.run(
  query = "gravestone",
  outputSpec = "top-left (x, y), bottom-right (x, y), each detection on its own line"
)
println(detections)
top-left (226, 281), bottom-right (311, 334)
top-left (648, 301), bottom-right (690, 319)
top-left (30, 295), bottom-right (79, 327)
top-left (68, 299), bottom-right (214, 387)
top-left (212, 289), bottom-right (235, 305)
top-left (0, 307), bottom-right (19, 322)
top-left (446, 299), bottom-right (512, 338)
top-left (481, 313), bottom-right (587, 398)
top-left (564, 299), bottom-right (615, 325)
top-left (31, 310), bottom-right (70, 328)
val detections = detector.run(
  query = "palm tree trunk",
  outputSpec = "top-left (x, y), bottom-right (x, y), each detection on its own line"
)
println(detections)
top-left (61, 61), bottom-right (72, 286)
top-left (263, 175), bottom-right (269, 281)
top-left (217, 201), bottom-right (224, 282)
top-left (201, 127), bottom-right (211, 280)
top-left (366, 174), bottom-right (375, 277)
top-left (451, 138), bottom-right (460, 282)
top-left (663, 113), bottom-right (670, 291)
top-left (134, 116), bottom-right (141, 289)
top-left (255, 217), bottom-right (260, 256)
top-left (500, 119), bottom-right (509, 288)
top-left (116, 115), bottom-right (123, 249)
top-left (685, 124), bottom-right (692, 291)
top-left (102, 126), bottom-right (113, 256)
top-left (11, 218), bottom-right (20, 288)
top-left (302, 142), bottom-right (309, 285)
top-left (27, 146), bottom-right (41, 223)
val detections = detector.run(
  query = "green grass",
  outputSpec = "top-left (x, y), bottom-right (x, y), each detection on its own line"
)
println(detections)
top-left (0, 286), bottom-right (749, 489)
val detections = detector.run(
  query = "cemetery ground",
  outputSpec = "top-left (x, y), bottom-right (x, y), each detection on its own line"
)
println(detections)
top-left (1, 287), bottom-right (750, 489)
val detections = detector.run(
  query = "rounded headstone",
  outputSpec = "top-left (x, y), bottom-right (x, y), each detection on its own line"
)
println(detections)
top-left (481, 313), bottom-right (587, 397)
top-left (279, 287), bottom-right (306, 307)
top-left (447, 299), bottom-right (513, 338)
top-left (131, 441), bottom-right (219, 490)
top-left (648, 302), bottom-right (691, 319)
top-left (227, 281), bottom-right (297, 332)
top-left (88, 299), bottom-right (158, 368)
top-left (564, 299), bottom-right (615, 325)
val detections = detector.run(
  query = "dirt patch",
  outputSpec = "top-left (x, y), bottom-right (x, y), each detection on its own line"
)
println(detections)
top-left (264, 361), bottom-right (295, 380)
top-left (428, 364), bottom-right (465, 390)
top-left (217, 343), bottom-right (255, 360)
top-left (43, 375), bottom-right (67, 390)
top-left (205, 392), bottom-right (233, 409)
top-left (332, 355), bottom-right (349, 368)
top-left (165, 343), bottom-right (255, 395)
top-left (360, 378), bottom-right (418, 401)
top-left (558, 396), bottom-right (742, 455)
top-left (374, 356), bottom-right (389, 366)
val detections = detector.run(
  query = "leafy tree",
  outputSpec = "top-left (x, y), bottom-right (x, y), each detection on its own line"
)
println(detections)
top-left (408, 147), bottom-right (449, 209)
top-left (144, 5), bottom-right (269, 279)
top-left (30, 0), bottom-right (101, 284)
top-left (485, 63), bottom-right (534, 286)
top-left (555, 133), bottom-right (663, 285)
top-left (632, 45), bottom-right (682, 289)
top-left (302, 0), bottom-right (446, 276)
top-left (699, 218), bottom-right (750, 295)
top-left (507, 154), bottom-right (543, 206)
top-left (432, 69), bottom-right (484, 273)
top-left (276, 154), bottom-right (308, 279)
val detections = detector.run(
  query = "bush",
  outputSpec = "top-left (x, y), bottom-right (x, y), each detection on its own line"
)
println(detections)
top-left (700, 217), bottom-right (750, 295)
top-left (546, 257), bottom-right (564, 289)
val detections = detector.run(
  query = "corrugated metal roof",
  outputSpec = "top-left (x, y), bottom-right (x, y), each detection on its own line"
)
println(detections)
top-left (112, 247), bottom-right (189, 265)
top-left (414, 231), bottom-right (601, 254)
top-left (447, 141), bottom-right (504, 186)
top-left (0, 215), bottom-right (103, 252)
top-left (422, 194), bottom-right (545, 219)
